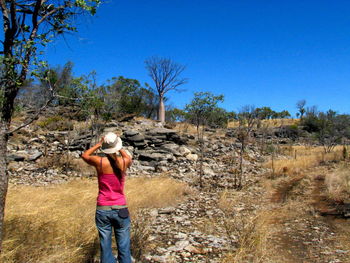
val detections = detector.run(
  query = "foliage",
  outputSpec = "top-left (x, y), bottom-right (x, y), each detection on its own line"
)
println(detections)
top-left (301, 110), bottom-right (350, 152)
top-left (1, 0), bottom-right (101, 120)
top-left (255, 106), bottom-right (291, 119)
top-left (185, 91), bottom-right (224, 129)
top-left (296, 100), bottom-right (306, 119)
top-left (165, 107), bottom-right (188, 123)
top-left (97, 77), bottom-right (158, 121)
top-left (37, 115), bottom-right (73, 131)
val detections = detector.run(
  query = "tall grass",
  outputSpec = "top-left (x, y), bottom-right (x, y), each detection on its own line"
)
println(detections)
top-left (227, 118), bottom-right (299, 129)
top-left (266, 146), bottom-right (344, 176)
top-left (325, 166), bottom-right (350, 202)
top-left (1, 177), bottom-right (189, 263)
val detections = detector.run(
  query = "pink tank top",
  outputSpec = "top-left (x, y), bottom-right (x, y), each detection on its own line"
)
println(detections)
top-left (97, 157), bottom-right (127, 206)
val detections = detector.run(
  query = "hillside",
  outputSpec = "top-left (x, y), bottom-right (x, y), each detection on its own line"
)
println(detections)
top-left (2, 113), bottom-right (350, 263)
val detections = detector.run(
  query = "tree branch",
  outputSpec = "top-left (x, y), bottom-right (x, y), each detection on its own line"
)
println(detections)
top-left (7, 95), bottom-right (54, 135)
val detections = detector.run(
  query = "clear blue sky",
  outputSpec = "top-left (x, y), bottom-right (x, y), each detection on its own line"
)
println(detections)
top-left (44, 0), bottom-right (350, 116)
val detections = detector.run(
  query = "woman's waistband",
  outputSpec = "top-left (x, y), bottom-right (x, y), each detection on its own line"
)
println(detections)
top-left (96, 205), bottom-right (128, 210)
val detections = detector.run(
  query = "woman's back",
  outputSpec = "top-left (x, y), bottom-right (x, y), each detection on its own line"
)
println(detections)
top-left (97, 156), bottom-right (127, 206)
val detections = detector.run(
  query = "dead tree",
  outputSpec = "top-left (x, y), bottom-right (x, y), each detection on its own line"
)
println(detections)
top-left (145, 56), bottom-right (187, 123)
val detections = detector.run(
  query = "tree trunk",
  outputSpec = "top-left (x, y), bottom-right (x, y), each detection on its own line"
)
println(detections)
top-left (0, 120), bottom-right (9, 252)
top-left (158, 96), bottom-right (165, 123)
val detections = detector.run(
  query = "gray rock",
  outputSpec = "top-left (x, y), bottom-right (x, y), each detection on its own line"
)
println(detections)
top-left (158, 207), bottom-right (175, 214)
top-left (8, 154), bottom-right (25, 162)
top-left (123, 130), bottom-right (139, 137)
top-left (148, 128), bottom-right (176, 135)
top-left (128, 134), bottom-right (145, 142)
top-left (161, 144), bottom-right (181, 156)
top-left (28, 150), bottom-right (43, 161)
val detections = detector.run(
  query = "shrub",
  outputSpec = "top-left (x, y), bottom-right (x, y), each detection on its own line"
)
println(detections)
top-left (37, 115), bottom-right (74, 131)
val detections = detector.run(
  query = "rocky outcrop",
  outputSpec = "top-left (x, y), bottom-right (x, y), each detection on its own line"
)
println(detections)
top-left (7, 119), bottom-right (266, 188)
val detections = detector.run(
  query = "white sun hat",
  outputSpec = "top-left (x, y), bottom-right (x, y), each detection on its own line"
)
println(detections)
top-left (101, 132), bottom-right (123, 154)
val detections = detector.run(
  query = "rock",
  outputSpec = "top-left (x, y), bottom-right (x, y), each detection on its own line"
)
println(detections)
top-left (158, 207), bottom-right (176, 214)
top-left (127, 134), bottom-right (145, 142)
top-left (174, 233), bottom-right (188, 239)
top-left (28, 150), bottom-right (43, 161)
top-left (178, 146), bottom-right (191, 156)
top-left (186, 154), bottom-right (198, 162)
top-left (161, 144), bottom-right (181, 156)
top-left (185, 245), bottom-right (202, 254)
top-left (175, 240), bottom-right (190, 250)
top-left (123, 130), bottom-right (139, 137)
top-left (147, 128), bottom-right (176, 136)
top-left (138, 165), bottom-right (156, 172)
top-left (203, 167), bottom-right (215, 176)
top-left (8, 154), bottom-right (25, 162)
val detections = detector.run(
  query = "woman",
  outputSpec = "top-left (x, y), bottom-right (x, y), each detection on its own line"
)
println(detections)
top-left (82, 132), bottom-right (132, 263)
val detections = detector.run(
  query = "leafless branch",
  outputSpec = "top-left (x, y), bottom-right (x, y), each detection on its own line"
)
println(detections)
top-left (8, 95), bottom-right (53, 134)
top-left (145, 56), bottom-right (187, 97)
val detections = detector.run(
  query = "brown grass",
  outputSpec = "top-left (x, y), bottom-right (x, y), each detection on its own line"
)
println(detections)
top-left (325, 166), bottom-right (350, 202)
top-left (218, 191), bottom-right (270, 263)
top-left (1, 177), bottom-right (189, 263)
top-left (228, 118), bottom-right (299, 128)
top-left (266, 146), bottom-right (344, 176)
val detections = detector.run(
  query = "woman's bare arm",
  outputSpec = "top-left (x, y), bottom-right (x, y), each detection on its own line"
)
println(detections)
top-left (81, 141), bottom-right (102, 166)
top-left (119, 149), bottom-right (132, 170)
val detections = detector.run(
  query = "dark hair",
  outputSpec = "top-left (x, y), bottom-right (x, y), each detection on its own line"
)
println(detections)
top-left (106, 154), bottom-right (123, 181)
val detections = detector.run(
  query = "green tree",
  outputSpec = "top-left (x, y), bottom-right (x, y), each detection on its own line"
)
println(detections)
top-left (185, 92), bottom-right (224, 187)
top-left (0, 0), bottom-right (100, 249)
top-left (296, 100), bottom-right (306, 119)
top-left (255, 106), bottom-right (275, 119)
top-left (100, 77), bottom-right (158, 120)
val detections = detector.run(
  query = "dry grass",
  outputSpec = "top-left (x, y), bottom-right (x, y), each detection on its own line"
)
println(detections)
top-left (266, 146), bottom-right (344, 176)
top-left (218, 191), bottom-right (270, 263)
top-left (228, 118), bottom-right (299, 128)
top-left (325, 166), bottom-right (350, 202)
top-left (1, 177), bottom-right (189, 263)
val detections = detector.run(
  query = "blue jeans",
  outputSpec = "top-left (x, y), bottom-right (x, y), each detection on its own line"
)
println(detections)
top-left (95, 209), bottom-right (132, 263)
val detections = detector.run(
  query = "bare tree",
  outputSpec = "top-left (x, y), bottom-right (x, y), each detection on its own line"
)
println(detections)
top-left (145, 56), bottom-right (187, 123)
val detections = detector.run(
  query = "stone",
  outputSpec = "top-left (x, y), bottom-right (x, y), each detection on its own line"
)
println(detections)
top-left (186, 154), bottom-right (198, 162)
top-left (178, 146), bottom-right (191, 156)
top-left (128, 134), bottom-right (145, 142)
top-left (123, 130), bottom-right (139, 137)
top-left (174, 240), bottom-right (190, 250)
top-left (185, 245), bottom-right (202, 254)
top-left (161, 144), bottom-right (181, 156)
top-left (8, 154), bottom-right (25, 162)
top-left (148, 128), bottom-right (176, 135)
top-left (158, 207), bottom-right (175, 214)
top-left (28, 150), bottom-right (43, 161)
top-left (203, 167), bottom-right (215, 176)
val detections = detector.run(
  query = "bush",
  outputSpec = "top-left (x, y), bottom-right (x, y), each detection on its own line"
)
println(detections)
top-left (37, 115), bottom-right (74, 131)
